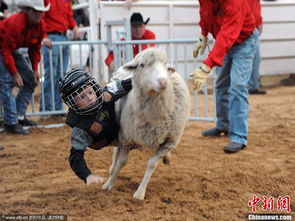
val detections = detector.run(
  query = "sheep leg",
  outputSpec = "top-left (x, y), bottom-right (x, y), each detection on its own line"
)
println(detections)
top-left (102, 148), bottom-right (129, 191)
top-left (109, 146), bottom-right (119, 175)
top-left (133, 148), bottom-right (172, 200)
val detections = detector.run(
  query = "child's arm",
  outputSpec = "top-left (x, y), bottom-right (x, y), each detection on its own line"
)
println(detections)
top-left (69, 147), bottom-right (92, 182)
top-left (69, 147), bottom-right (106, 185)
top-left (69, 127), bottom-right (106, 185)
top-left (103, 78), bottom-right (132, 102)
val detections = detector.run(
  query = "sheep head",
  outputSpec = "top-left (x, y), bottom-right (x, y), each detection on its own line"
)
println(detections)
top-left (123, 48), bottom-right (170, 96)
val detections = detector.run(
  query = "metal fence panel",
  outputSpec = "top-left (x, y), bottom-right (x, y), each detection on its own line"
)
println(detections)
top-left (0, 39), bottom-right (216, 123)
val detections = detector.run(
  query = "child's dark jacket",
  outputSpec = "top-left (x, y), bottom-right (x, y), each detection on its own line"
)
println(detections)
top-left (66, 78), bottom-right (131, 182)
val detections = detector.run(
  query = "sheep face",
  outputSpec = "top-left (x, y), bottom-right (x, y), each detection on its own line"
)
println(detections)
top-left (123, 48), bottom-right (169, 96)
top-left (137, 62), bottom-right (169, 96)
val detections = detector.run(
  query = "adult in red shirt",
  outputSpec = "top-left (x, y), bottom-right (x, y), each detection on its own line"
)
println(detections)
top-left (40, 0), bottom-right (80, 113)
top-left (105, 12), bottom-right (156, 72)
top-left (247, 0), bottom-right (266, 94)
top-left (191, 0), bottom-right (259, 153)
top-left (0, 0), bottom-right (50, 134)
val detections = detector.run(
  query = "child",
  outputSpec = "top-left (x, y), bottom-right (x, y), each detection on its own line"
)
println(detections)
top-left (59, 68), bottom-right (132, 185)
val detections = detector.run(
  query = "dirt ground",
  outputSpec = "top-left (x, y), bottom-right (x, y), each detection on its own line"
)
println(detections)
top-left (0, 86), bottom-right (294, 221)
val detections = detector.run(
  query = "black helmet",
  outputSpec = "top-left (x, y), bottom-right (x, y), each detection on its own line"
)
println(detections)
top-left (59, 68), bottom-right (103, 115)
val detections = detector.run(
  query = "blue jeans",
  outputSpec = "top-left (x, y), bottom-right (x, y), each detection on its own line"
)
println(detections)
top-left (215, 29), bottom-right (259, 145)
top-left (40, 34), bottom-right (69, 111)
top-left (248, 36), bottom-right (261, 91)
top-left (0, 50), bottom-right (37, 125)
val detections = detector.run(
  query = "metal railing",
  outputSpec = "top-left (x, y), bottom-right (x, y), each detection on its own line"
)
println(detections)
top-left (0, 39), bottom-right (216, 123)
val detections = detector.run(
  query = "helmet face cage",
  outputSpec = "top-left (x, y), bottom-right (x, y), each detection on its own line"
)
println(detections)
top-left (63, 78), bottom-right (104, 115)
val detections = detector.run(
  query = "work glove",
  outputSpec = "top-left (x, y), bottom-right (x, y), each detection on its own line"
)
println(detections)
top-left (189, 63), bottom-right (211, 91)
top-left (193, 35), bottom-right (207, 58)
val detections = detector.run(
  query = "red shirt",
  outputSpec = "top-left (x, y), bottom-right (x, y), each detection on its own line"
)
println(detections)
top-left (0, 12), bottom-right (46, 74)
top-left (105, 29), bottom-right (156, 66)
top-left (44, 0), bottom-right (76, 33)
top-left (247, 0), bottom-right (262, 27)
top-left (198, 0), bottom-right (256, 68)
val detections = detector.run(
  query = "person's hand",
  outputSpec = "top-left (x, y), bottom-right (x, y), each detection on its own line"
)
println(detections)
top-left (33, 70), bottom-right (40, 83)
top-left (13, 72), bottom-right (24, 88)
top-left (42, 38), bottom-right (52, 49)
top-left (72, 26), bottom-right (82, 40)
top-left (86, 174), bottom-right (107, 185)
top-left (257, 25), bottom-right (263, 35)
top-left (103, 91), bottom-right (112, 102)
top-left (189, 63), bottom-right (211, 91)
top-left (193, 35), bottom-right (207, 58)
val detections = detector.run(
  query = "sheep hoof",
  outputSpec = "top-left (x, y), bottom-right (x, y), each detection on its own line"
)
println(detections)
top-left (162, 154), bottom-right (171, 165)
top-left (133, 190), bottom-right (145, 200)
top-left (102, 180), bottom-right (114, 191)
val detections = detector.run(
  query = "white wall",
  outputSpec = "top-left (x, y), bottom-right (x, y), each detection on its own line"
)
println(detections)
top-left (98, 0), bottom-right (295, 77)
top-left (260, 1), bottom-right (295, 75)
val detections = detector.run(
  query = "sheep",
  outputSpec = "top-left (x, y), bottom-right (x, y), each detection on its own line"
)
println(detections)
top-left (102, 48), bottom-right (191, 200)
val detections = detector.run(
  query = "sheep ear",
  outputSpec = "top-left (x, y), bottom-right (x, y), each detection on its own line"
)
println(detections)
top-left (123, 60), bottom-right (138, 70)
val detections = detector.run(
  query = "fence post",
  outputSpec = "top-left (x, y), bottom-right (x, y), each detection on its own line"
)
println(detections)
top-left (89, 0), bottom-right (100, 82)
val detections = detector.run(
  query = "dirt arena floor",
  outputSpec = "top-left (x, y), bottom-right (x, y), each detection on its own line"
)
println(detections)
top-left (0, 85), bottom-right (294, 221)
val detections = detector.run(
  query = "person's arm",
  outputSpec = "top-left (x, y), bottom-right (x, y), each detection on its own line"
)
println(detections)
top-left (198, 0), bottom-right (209, 38)
top-left (68, 124), bottom-right (106, 185)
top-left (69, 127), bottom-right (93, 182)
top-left (1, 48), bottom-right (25, 88)
top-left (28, 39), bottom-right (42, 84)
top-left (69, 147), bottom-right (92, 182)
top-left (105, 52), bottom-right (114, 71)
top-left (104, 78), bottom-right (132, 102)
top-left (0, 18), bottom-right (25, 87)
top-left (248, 0), bottom-right (262, 29)
top-left (28, 21), bottom-right (48, 83)
top-left (67, 0), bottom-right (80, 39)
top-left (203, 0), bottom-right (246, 68)
top-left (192, 1), bottom-right (208, 58)
top-left (255, 0), bottom-right (263, 34)
top-left (191, 0), bottom-right (249, 91)
top-left (67, 0), bottom-right (77, 29)
top-left (1, 31), bottom-right (19, 75)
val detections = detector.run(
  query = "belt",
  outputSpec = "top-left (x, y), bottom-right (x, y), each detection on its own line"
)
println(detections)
top-left (47, 31), bottom-right (67, 36)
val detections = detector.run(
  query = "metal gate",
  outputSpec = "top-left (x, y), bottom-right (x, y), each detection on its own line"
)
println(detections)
top-left (0, 40), bottom-right (216, 123)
